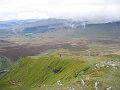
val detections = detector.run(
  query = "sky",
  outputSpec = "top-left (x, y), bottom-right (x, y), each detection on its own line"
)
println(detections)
top-left (0, 0), bottom-right (120, 22)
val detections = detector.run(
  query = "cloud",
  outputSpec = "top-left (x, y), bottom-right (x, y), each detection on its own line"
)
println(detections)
top-left (0, 0), bottom-right (120, 22)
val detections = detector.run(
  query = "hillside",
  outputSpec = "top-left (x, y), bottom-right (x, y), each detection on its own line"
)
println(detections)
top-left (0, 19), bottom-right (120, 90)
top-left (0, 49), bottom-right (120, 90)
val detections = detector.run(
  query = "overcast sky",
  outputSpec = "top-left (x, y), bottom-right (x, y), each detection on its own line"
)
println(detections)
top-left (0, 0), bottom-right (120, 22)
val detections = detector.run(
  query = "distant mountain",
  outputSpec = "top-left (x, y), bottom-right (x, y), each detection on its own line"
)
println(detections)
top-left (0, 19), bottom-right (90, 35)
top-left (0, 19), bottom-right (120, 37)
top-left (0, 19), bottom-right (39, 28)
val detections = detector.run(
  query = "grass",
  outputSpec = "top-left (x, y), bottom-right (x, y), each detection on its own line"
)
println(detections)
top-left (0, 49), bottom-right (120, 90)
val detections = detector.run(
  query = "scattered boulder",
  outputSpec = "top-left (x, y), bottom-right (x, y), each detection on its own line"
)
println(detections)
top-left (57, 80), bottom-right (63, 86)
top-left (67, 86), bottom-right (75, 90)
top-left (106, 86), bottom-right (112, 90)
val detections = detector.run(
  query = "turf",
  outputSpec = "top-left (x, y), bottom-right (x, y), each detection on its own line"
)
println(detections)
top-left (0, 50), bottom-right (120, 90)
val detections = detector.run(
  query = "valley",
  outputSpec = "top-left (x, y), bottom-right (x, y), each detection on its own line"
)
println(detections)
top-left (0, 19), bottom-right (120, 90)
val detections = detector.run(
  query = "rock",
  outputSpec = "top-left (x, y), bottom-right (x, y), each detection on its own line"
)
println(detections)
top-left (67, 86), bottom-right (75, 90)
top-left (81, 79), bottom-right (85, 86)
top-left (95, 82), bottom-right (99, 90)
top-left (57, 80), bottom-right (63, 86)
top-left (106, 86), bottom-right (112, 90)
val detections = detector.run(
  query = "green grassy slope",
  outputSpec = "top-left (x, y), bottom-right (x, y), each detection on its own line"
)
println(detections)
top-left (0, 52), bottom-right (120, 90)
